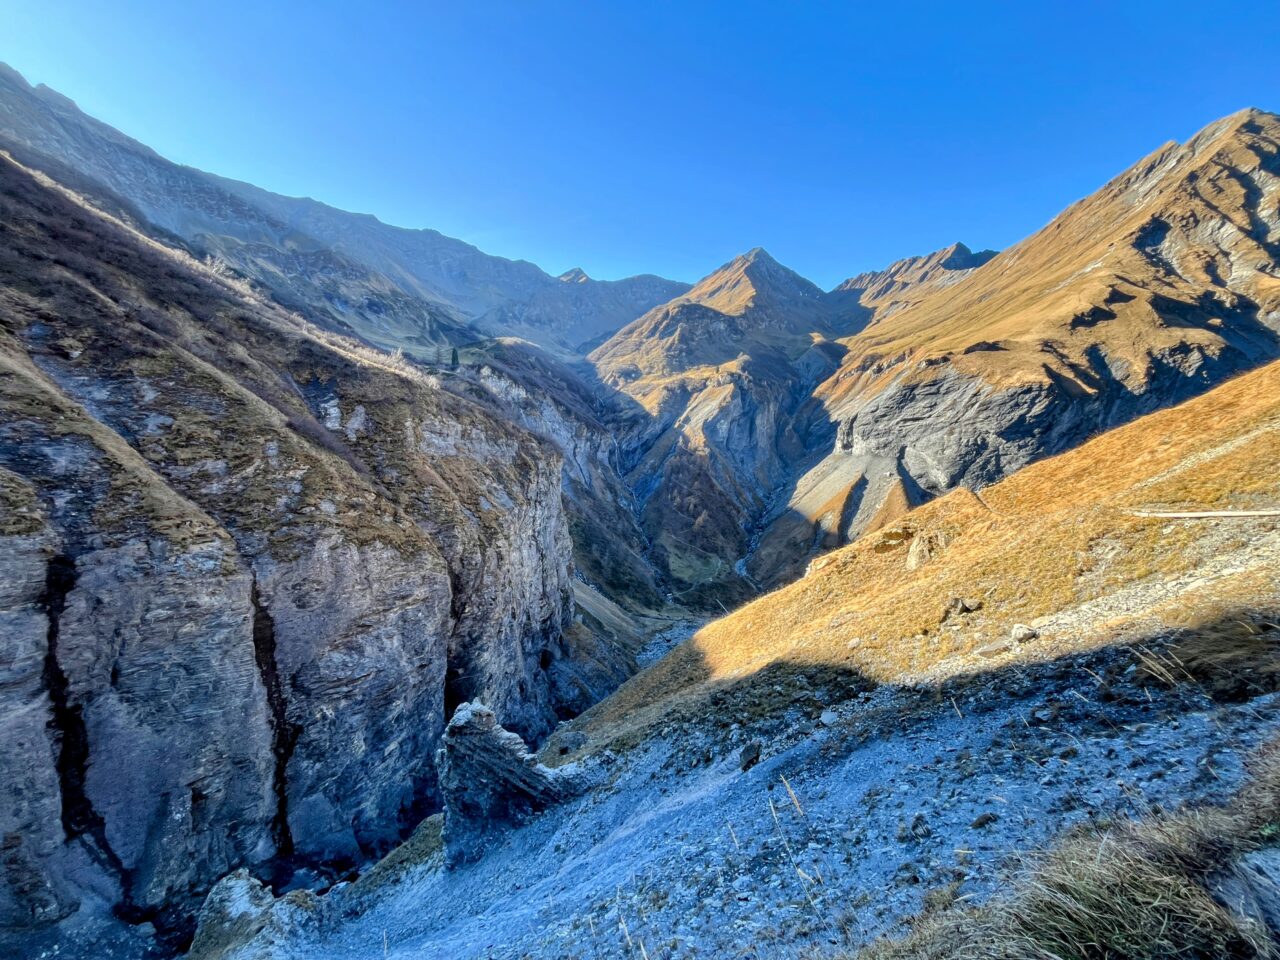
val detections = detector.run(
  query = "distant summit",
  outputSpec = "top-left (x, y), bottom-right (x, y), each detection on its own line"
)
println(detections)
top-left (557, 267), bottom-right (590, 283)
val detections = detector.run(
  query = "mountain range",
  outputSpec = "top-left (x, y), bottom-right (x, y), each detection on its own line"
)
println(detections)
top-left (0, 60), bottom-right (1278, 959)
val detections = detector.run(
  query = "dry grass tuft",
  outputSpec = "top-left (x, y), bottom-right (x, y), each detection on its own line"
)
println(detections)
top-left (854, 741), bottom-right (1280, 960)
top-left (1160, 616), bottom-right (1280, 703)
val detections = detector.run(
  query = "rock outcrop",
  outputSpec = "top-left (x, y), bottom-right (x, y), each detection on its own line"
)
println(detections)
top-left (436, 702), bottom-right (580, 867)
top-left (185, 870), bottom-right (318, 960)
top-left (0, 149), bottom-right (575, 950)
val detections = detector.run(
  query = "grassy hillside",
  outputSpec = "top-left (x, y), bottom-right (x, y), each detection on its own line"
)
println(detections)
top-left (562, 355), bottom-right (1280, 753)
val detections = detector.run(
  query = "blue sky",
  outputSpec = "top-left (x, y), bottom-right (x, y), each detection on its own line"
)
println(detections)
top-left (5, 1), bottom-right (1279, 286)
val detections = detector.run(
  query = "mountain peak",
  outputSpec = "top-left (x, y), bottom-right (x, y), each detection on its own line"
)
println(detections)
top-left (939, 241), bottom-right (998, 271)
top-left (683, 247), bottom-right (823, 316)
top-left (835, 241), bottom-right (997, 300)
top-left (557, 267), bottom-right (590, 283)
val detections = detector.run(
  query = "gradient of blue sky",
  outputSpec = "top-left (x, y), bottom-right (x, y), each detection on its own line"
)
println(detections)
top-left (5, 1), bottom-right (1279, 286)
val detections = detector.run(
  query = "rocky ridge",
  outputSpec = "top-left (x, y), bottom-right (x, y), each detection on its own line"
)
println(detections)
top-left (0, 62), bottom-right (688, 359)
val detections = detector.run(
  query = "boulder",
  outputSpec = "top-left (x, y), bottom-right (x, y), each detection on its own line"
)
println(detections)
top-left (436, 703), bottom-right (580, 867)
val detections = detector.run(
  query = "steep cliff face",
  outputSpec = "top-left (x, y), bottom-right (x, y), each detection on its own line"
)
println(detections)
top-left (0, 62), bottom-right (687, 358)
top-left (0, 373), bottom-right (277, 945)
top-left (0, 151), bottom-right (575, 951)
top-left (448, 339), bottom-right (677, 713)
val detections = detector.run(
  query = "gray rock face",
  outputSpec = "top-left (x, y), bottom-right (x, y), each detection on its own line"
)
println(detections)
top-left (0, 517), bottom-right (75, 929)
top-left (58, 540), bottom-right (276, 920)
top-left (436, 702), bottom-right (579, 867)
top-left (251, 539), bottom-right (453, 865)
top-left (0, 149), bottom-right (579, 949)
top-left (0, 420), bottom-right (277, 943)
top-left (831, 344), bottom-right (1268, 503)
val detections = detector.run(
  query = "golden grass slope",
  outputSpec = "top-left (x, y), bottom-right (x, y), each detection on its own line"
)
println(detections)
top-left (820, 108), bottom-right (1280, 407)
top-left (568, 356), bottom-right (1280, 749)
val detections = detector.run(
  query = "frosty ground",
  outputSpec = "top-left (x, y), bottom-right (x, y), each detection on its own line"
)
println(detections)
top-left (230, 641), bottom-right (1280, 960)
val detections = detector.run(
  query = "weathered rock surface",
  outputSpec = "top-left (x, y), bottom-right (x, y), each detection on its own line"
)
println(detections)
top-left (437, 702), bottom-right (580, 867)
top-left (0, 497), bottom-right (76, 930)
top-left (0, 148), bottom-right (577, 950)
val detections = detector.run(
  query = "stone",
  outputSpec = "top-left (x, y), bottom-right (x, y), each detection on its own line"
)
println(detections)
top-left (1011, 624), bottom-right (1040, 643)
top-left (740, 741), bottom-right (763, 772)
top-left (436, 703), bottom-right (581, 867)
top-left (970, 812), bottom-right (999, 829)
top-left (975, 638), bottom-right (1013, 658)
top-left (819, 710), bottom-right (839, 727)
top-left (1209, 849), bottom-right (1280, 936)
top-left (942, 597), bottom-right (983, 622)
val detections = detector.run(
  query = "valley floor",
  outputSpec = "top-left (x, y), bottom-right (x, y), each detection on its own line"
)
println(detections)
top-left (219, 640), bottom-right (1280, 960)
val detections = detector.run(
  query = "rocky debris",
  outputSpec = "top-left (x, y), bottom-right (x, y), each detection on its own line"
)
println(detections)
top-left (942, 596), bottom-right (983, 621)
top-left (437, 703), bottom-right (581, 867)
top-left (204, 639), bottom-right (1280, 960)
top-left (740, 741), bottom-right (763, 771)
top-left (1010, 624), bottom-right (1040, 643)
top-left (975, 638), bottom-right (1013, 658)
